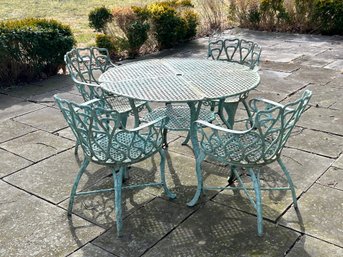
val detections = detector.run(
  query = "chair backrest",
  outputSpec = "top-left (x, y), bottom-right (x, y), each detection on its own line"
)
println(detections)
top-left (208, 38), bottom-right (262, 70)
top-left (252, 90), bottom-right (312, 162)
top-left (64, 47), bottom-right (115, 84)
top-left (54, 95), bottom-right (165, 165)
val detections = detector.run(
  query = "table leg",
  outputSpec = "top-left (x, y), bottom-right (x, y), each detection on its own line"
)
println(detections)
top-left (187, 101), bottom-right (203, 206)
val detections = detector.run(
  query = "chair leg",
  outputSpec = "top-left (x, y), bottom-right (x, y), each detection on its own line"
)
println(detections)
top-left (228, 165), bottom-right (237, 184)
top-left (113, 167), bottom-right (124, 237)
top-left (181, 131), bottom-right (191, 145)
top-left (163, 128), bottom-right (168, 147)
top-left (74, 141), bottom-right (79, 155)
top-left (187, 151), bottom-right (206, 207)
top-left (242, 99), bottom-right (253, 127)
top-left (159, 149), bottom-right (176, 199)
top-left (68, 158), bottom-right (90, 216)
top-left (121, 113), bottom-right (129, 128)
top-left (248, 168), bottom-right (263, 237)
top-left (277, 158), bottom-right (298, 209)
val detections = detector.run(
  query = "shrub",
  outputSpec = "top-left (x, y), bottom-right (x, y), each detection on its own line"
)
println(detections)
top-left (139, 0), bottom-right (198, 49)
top-left (112, 7), bottom-right (150, 57)
top-left (88, 6), bottom-right (113, 32)
top-left (312, 0), bottom-right (343, 35)
top-left (0, 18), bottom-right (75, 86)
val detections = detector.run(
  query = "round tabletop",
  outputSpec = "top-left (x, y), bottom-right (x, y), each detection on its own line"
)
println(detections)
top-left (99, 58), bottom-right (260, 103)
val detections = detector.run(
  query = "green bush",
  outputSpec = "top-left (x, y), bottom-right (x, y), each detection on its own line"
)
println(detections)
top-left (88, 6), bottom-right (113, 32)
top-left (0, 18), bottom-right (75, 86)
top-left (112, 7), bottom-right (150, 57)
top-left (313, 0), bottom-right (343, 35)
top-left (135, 0), bottom-right (198, 49)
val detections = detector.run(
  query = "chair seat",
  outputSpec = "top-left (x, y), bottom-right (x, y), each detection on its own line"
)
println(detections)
top-left (81, 132), bottom-right (160, 164)
top-left (201, 132), bottom-right (277, 164)
top-left (142, 105), bottom-right (216, 131)
top-left (105, 95), bottom-right (147, 114)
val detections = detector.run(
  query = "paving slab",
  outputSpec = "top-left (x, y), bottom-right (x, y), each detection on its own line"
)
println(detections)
top-left (69, 244), bottom-right (117, 257)
top-left (143, 201), bottom-right (300, 257)
top-left (0, 149), bottom-right (32, 178)
top-left (0, 94), bottom-right (44, 121)
top-left (287, 128), bottom-right (343, 158)
top-left (333, 154), bottom-right (343, 169)
top-left (280, 183), bottom-right (343, 247)
top-left (59, 176), bottom-right (156, 228)
top-left (93, 197), bottom-right (192, 257)
top-left (317, 166), bottom-right (343, 191)
top-left (0, 119), bottom-right (36, 143)
top-left (293, 55), bottom-right (335, 68)
top-left (261, 61), bottom-right (300, 73)
top-left (4, 149), bottom-right (111, 204)
top-left (129, 151), bottom-right (229, 205)
top-left (259, 70), bottom-right (308, 95)
top-left (298, 106), bottom-right (343, 136)
top-left (0, 180), bottom-right (104, 257)
top-left (54, 127), bottom-right (76, 141)
top-left (287, 66), bottom-right (339, 85)
top-left (0, 130), bottom-right (74, 162)
top-left (14, 106), bottom-right (68, 133)
top-left (212, 148), bottom-right (332, 221)
top-left (286, 235), bottom-right (343, 257)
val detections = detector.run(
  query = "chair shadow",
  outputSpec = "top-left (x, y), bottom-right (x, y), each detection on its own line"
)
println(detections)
top-left (68, 148), bottom-right (308, 255)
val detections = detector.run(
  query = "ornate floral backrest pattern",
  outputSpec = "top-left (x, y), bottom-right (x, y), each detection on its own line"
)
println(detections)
top-left (208, 38), bottom-right (262, 70)
top-left (197, 90), bottom-right (312, 166)
top-left (64, 47), bottom-right (115, 84)
top-left (54, 95), bottom-right (166, 165)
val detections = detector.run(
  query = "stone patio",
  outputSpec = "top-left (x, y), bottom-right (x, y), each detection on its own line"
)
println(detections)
top-left (0, 28), bottom-right (342, 257)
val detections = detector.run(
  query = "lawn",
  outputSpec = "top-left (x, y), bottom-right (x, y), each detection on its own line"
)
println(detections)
top-left (0, 0), bottom-right (152, 46)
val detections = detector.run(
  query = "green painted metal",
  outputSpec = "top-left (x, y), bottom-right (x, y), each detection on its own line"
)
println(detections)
top-left (64, 47), bottom-right (151, 153)
top-left (188, 90), bottom-right (312, 236)
top-left (54, 95), bottom-right (176, 237)
top-left (208, 38), bottom-right (262, 128)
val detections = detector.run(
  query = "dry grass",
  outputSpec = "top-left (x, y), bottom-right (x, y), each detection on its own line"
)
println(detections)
top-left (0, 0), bottom-right (151, 46)
top-left (0, 0), bottom-right (239, 46)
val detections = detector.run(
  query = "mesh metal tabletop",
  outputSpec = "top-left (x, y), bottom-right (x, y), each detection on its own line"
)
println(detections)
top-left (99, 58), bottom-right (260, 103)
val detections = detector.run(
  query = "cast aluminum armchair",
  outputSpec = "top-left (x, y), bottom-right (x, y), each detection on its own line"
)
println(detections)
top-left (64, 47), bottom-right (151, 153)
top-left (54, 95), bottom-right (175, 237)
top-left (208, 38), bottom-right (262, 128)
top-left (188, 90), bottom-right (312, 236)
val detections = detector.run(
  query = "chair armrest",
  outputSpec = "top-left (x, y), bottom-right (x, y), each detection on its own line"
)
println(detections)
top-left (195, 120), bottom-right (252, 135)
top-left (249, 98), bottom-right (293, 112)
top-left (128, 116), bottom-right (168, 132)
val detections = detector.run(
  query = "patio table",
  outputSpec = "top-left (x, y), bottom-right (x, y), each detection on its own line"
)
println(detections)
top-left (99, 58), bottom-right (260, 157)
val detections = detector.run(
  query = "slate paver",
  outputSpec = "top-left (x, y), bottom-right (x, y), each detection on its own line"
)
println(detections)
top-left (0, 180), bottom-right (104, 257)
top-left (0, 130), bottom-right (74, 162)
top-left (287, 128), bottom-right (343, 158)
top-left (143, 201), bottom-right (299, 257)
top-left (13, 106), bottom-right (68, 133)
top-left (280, 183), bottom-right (343, 247)
top-left (0, 94), bottom-right (44, 121)
top-left (59, 176), bottom-right (157, 228)
top-left (298, 106), bottom-right (343, 136)
top-left (0, 119), bottom-right (36, 143)
top-left (317, 166), bottom-right (343, 191)
top-left (333, 154), bottom-right (343, 169)
top-left (4, 149), bottom-right (111, 204)
top-left (212, 148), bottom-right (332, 221)
top-left (93, 197), bottom-right (192, 257)
top-left (286, 66), bottom-right (339, 85)
top-left (129, 151), bottom-right (229, 205)
top-left (0, 149), bottom-right (32, 178)
top-left (286, 235), bottom-right (343, 257)
top-left (69, 244), bottom-right (117, 257)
